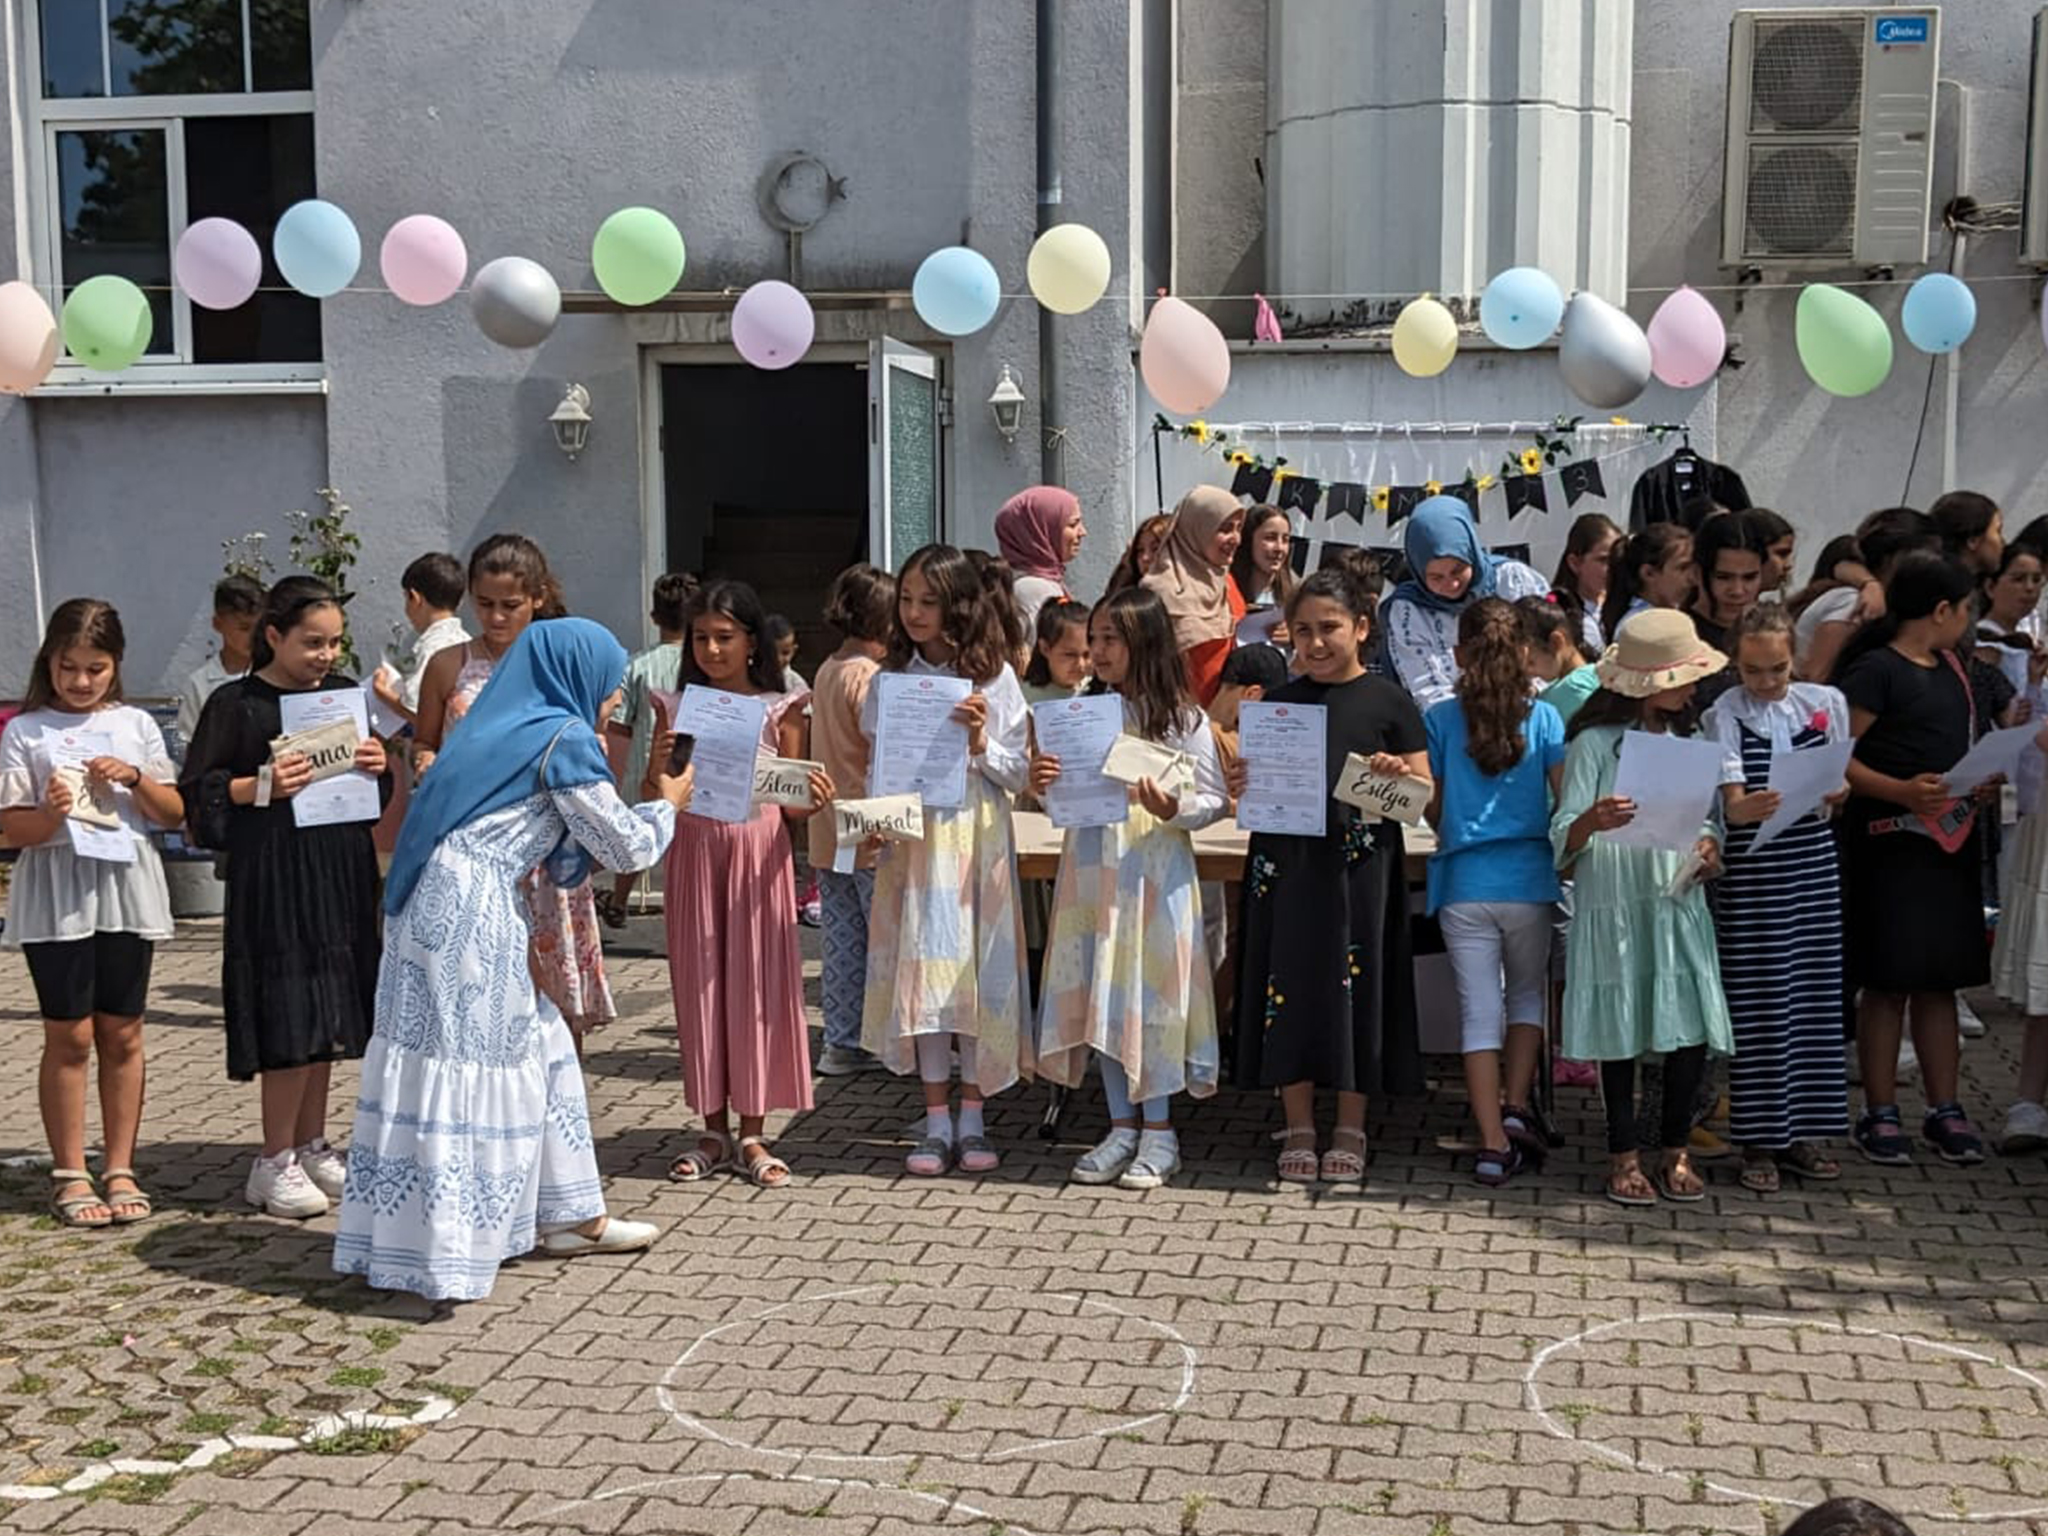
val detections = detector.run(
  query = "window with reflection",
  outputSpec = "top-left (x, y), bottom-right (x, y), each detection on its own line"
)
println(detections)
top-left (33, 0), bottom-right (318, 370)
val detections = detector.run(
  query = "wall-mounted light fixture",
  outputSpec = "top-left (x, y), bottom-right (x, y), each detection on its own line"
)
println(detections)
top-left (987, 365), bottom-right (1025, 443)
top-left (550, 384), bottom-right (592, 460)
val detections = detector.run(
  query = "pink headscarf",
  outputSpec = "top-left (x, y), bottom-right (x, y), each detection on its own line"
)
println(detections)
top-left (993, 486), bottom-right (1081, 586)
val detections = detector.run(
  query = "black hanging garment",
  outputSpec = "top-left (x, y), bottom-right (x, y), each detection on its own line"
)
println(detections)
top-left (1629, 448), bottom-right (1752, 533)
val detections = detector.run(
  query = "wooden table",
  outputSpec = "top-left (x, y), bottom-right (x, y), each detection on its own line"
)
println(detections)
top-left (1011, 809), bottom-right (1435, 883)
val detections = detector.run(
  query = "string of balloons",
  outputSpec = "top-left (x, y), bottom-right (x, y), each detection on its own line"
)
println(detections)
top-left (0, 197), bottom-right (1998, 409)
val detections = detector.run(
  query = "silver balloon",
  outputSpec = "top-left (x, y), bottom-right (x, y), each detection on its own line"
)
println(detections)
top-left (472, 256), bottom-right (561, 349)
top-left (1557, 292), bottom-right (1652, 411)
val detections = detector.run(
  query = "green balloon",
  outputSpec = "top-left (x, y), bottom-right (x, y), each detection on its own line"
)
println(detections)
top-left (592, 207), bottom-right (685, 307)
top-left (1796, 283), bottom-right (1892, 398)
top-left (61, 274), bottom-right (152, 371)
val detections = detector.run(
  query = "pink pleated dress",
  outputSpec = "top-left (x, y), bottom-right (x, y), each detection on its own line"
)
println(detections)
top-left (665, 687), bottom-right (814, 1118)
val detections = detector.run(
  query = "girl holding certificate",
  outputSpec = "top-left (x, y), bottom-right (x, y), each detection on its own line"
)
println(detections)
top-left (1225, 568), bottom-right (1429, 1185)
top-left (1032, 587), bottom-right (1228, 1190)
top-left (2, 600), bottom-right (183, 1227)
top-left (862, 543), bottom-right (1031, 1176)
top-left (1550, 610), bottom-right (1732, 1207)
top-left (180, 578), bottom-right (390, 1219)
top-left (658, 581), bottom-right (829, 1189)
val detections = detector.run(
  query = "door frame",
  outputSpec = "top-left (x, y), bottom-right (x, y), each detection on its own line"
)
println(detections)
top-left (636, 340), bottom-right (951, 648)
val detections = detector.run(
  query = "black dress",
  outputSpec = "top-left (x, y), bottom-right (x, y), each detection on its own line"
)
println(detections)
top-left (1836, 647), bottom-right (1988, 995)
top-left (1235, 673), bottom-right (1425, 1095)
top-left (179, 675), bottom-right (389, 1081)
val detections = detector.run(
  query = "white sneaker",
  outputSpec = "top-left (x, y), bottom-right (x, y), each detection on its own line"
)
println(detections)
top-left (1118, 1130), bottom-right (1182, 1191)
top-left (296, 1138), bottom-right (347, 1202)
top-left (2002, 1100), bottom-right (2048, 1155)
top-left (1958, 996), bottom-right (1988, 1038)
top-left (1071, 1128), bottom-right (1140, 1185)
top-left (246, 1151), bottom-right (328, 1219)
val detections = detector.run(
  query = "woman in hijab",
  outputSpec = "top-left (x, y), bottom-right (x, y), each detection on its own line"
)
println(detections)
top-left (1143, 484), bottom-right (1246, 706)
top-left (334, 619), bottom-right (695, 1302)
top-left (995, 485), bottom-right (1087, 635)
top-left (1380, 495), bottom-right (1550, 711)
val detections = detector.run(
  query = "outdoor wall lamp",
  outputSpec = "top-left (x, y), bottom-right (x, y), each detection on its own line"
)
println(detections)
top-left (987, 365), bottom-right (1025, 443)
top-left (550, 384), bottom-right (592, 460)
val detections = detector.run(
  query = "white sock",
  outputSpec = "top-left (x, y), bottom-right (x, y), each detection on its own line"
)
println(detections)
top-left (924, 1107), bottom-right (955, 1142)
top-left (1098, 1126), bottom-right (1141, 1152)
top-left (957, 1100), bottom-right (986, 1140)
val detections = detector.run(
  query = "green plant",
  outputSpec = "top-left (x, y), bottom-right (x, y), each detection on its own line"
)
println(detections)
top-left (221, 531), bottom-right (275, 584)
top-left (286, 486), bottom-right (365, 671)
top-left (181, 1412), bottom-right (235, 1436)
top-left (329, 1366), bottom-right (385, 1389)
top-left (309, 1425), bottom-right (406, 1456)
top-left (192, 1358), bottom-right (236, 1379)
top-left (1179, 1491), bottom-right (1208, 1535)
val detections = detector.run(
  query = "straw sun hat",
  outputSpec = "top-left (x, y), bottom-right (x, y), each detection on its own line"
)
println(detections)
top-left (1594, 609), bottom-right (1728, 698)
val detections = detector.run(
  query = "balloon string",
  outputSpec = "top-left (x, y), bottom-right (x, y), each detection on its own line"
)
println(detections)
top-left (8, 272), bottom-right (2045, 302)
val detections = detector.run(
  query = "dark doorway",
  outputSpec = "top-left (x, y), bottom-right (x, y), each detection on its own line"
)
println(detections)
top-left (661, 362), bottom-right (868, 677)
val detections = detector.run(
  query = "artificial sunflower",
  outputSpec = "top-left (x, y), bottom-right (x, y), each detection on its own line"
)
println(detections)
top-left (1190, 419), bottom-right (1209, 444)
top-left (1477, 473), bottom-right (1497, 491)
top-left (1519, 447), bottom-right (1544, 476)
top-left (1423, 479), bottom-right (1443, 496)
top-left (1371, 486), bottom-right (1390, 512)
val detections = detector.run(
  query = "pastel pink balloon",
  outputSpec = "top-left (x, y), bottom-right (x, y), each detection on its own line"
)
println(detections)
top-left (0, 280), bottom-right (60, 394)
top-left (731, 280), bottom-right (814, 369)
top-left (380, 215), bottom-right (468, 307)
top-left (174, 218), bottom-right (262, 311)
top-left (1646, 286), bottom-right (1726, 390)
top-left (1140, 295), bottom-right (1231, 415)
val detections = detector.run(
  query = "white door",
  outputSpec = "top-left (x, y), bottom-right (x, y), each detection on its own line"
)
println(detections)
top-left (868, 337), bottom-right (943, 572)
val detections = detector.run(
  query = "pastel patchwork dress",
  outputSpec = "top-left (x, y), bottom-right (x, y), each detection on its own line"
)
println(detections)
top-left (860, 656), bottom-right (1033, 1095)
top-left (446, 647), bottom-right (618, 1030)
top-left (334, 784), bottom-right (674, 1300)
top-left (1035, 703), bottom-right (1227, 1102)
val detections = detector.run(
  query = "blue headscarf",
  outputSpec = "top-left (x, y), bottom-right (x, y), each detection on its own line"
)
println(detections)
top-left (1386, 495), bottom-right (1508, 615)
top-left (383, 618), bottom-right (627, 916)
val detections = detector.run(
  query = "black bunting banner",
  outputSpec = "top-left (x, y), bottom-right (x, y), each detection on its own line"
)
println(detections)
top-left (1560, 459), bottom-right (1607, 507)
top-left (1503, 473), bottom-right (1549, 517)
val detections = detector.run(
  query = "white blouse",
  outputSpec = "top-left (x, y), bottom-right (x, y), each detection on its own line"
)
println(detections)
top-left (0, 706), bottom-right (176, 945)
top-left (1382, 560), bottom-right (1551, 713)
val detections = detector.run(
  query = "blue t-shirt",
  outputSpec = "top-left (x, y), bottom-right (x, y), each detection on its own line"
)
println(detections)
top-left (1424, 696), bottom-right (1566, 912)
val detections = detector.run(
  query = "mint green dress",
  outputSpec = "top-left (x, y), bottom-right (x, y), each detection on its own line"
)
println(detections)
top-left (1549, 725), bottom-right (1734, 1062)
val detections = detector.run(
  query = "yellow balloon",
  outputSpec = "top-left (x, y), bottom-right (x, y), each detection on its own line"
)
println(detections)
top-left (1392, 296), bottom-right (1459, 378)
top-left (1027, 224), bottom-right (1112, 315)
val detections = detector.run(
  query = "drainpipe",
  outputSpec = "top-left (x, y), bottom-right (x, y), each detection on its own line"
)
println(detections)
top-left (1036, 0), bottom-right (1064, 486)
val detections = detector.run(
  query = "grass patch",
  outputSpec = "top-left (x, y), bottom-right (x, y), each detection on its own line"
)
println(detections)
top-left (70, 1438), bottom-right (120, 1459)
top-left (253, 1415), bottom-right (295, 1437)
top-left (363, 1326), bottom-right (406, 1352)
top-left (12, 1373), bottom-right (51, 1394)
top-left (1179, 1492), bottom-right (1208, 1535)
top-left (82, 1472), bottom-right (176, 1504)
top-left (328, 1366), bottom-right (385, 1389)
top-left (45, 1405), bottom-right (92, 1426)
top-left (415, 1381), bottom-right (476, 1405)
top-left (1555, 1403), bottom-right (1594, 1432)
top-left (180, 1411), bottom-right (236, 1435)
top-left (191, 1358), bottom-right (236, 1379)
top-left (309, 1425), bottom-right (407, 1456)
top-left (227, 1339), bottom-right (267, 1356)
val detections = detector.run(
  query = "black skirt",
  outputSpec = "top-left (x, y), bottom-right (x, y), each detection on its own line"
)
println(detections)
top-left (221, 817), bottom-right (381, 1080)
top-left (1234, 811), bottom-right (1421, 1096)
top-left (1840, 801), bottom-right (1988, 996)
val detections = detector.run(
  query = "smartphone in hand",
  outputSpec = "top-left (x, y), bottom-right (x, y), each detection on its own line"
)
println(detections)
top-left (667, 732), bottom-right (696, 776)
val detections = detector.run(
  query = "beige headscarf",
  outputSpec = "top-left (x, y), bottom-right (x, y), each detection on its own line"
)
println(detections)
top-left (1143, 485), bottom-right (1242, 648)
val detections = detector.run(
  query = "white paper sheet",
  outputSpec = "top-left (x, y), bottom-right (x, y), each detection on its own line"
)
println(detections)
top-left (1750, 736), bottom-right (1854, 852)
top-left (42, 727), bottom-right (136, 863)
top-left (1943, 719), bottom-right (2039, 797)
top-left (1604, 730), bottom-right (1726, 852)
top-left (1235, 607), bottom-right (1285, 648)
top-left (278, 688), bottom-right (380, 829)
top-left (1032, 694), bottom-right (1128, 829)
top-left (871, 673), bottom-right (973, 811)
top-left (1236, 700), bottom-right (1328, 837)
top-left (675, 686), bottom-right (770, 825)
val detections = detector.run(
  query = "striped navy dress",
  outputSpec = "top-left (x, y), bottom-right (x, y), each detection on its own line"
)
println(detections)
top-left (1716, 715), bottom-right (1850, 1148)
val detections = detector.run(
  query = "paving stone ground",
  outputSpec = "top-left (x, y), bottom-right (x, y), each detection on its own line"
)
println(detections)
top-left (4, 916), bottom-right (2048, 1536)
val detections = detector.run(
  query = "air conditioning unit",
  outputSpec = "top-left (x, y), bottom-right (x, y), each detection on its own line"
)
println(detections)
top-left (1721, 8), bottom-right (1939, 269)
top-left (2024, 9), bottom-right (2048, 267)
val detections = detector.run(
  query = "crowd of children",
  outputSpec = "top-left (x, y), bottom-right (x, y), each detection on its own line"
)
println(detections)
top-left (7, 479), bottom-right (2046, 1251)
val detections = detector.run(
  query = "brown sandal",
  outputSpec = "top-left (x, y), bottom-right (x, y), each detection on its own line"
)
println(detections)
top-left (1605, 1158), bottom-right (1657, 1207)
top-left (1738, 1151), bottom-right (1780, 1195)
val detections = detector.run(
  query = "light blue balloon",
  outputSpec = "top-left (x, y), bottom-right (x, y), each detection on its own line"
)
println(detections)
top-left (1479, 267), bottom-right (1564, 350)
top-left (1900, 272), bottom-right (1976, 355)
top-left (912, 246), bottom-right (1001, 336)
top-left (273, 199), bottom-right (361, 299)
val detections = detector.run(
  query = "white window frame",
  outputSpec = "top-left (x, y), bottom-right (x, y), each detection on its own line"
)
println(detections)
top-left (19, 0), bottom-right (324, 390)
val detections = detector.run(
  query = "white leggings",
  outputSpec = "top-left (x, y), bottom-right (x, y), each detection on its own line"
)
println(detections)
top-left (1438, 900), bottom-right (1552, 1053)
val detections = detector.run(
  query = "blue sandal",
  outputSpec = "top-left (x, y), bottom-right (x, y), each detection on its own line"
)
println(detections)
top-left (1923, 1104), bottom-right (1985, 1166)
top-left (1854, 1106), bottom-right (1913, 1166)
top-left (1473, 1144), bottom-right (1521, 1188)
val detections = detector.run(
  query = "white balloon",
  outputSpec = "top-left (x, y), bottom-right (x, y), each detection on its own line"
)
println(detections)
top-left (1558, 292), bottom-right (1652, 410)
top-left (472, 257), bottom-right (561, 349)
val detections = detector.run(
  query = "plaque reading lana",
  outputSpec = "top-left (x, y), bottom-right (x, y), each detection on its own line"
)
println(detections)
top-left (269, 717), bottom-right (362, 783)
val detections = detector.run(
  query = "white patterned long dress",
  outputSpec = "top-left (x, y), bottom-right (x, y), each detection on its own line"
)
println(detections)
top-left (333, 785), bottom-right (675, 1302)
